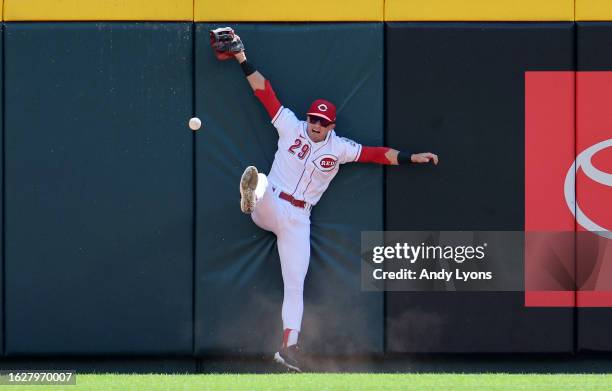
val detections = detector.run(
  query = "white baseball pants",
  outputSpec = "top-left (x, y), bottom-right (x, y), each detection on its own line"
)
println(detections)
top-left (251, 173), bottom-right (311, 331)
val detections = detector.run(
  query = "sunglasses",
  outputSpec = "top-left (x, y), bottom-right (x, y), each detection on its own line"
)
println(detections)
top-left (308, 115), bottom-right (333, 127)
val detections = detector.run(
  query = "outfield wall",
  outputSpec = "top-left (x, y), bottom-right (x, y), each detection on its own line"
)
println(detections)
top-left (0, 1), bottom-right (609, 358)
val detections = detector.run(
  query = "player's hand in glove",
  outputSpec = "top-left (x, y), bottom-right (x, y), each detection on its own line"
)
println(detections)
top-left (210, 27), bottom-right (244, 61)
top-left (411, 152), bottom-right (439, 164)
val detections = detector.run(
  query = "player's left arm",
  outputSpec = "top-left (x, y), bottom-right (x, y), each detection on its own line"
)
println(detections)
top-left (358, 147), bottom-right (439, 165)
top-left (233, 51), bottom-right (283, 120)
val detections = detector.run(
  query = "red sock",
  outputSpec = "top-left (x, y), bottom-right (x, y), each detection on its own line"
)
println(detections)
top-left (282, 328), bottom-right (299, 348)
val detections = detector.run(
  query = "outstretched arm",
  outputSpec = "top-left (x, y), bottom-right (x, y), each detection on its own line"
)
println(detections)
top-left (234, 51), bottom-right (281, 120)
top-left (358, 146), bottom-right (438, 165)
top-left (234, 51), bottom-right (265, 91)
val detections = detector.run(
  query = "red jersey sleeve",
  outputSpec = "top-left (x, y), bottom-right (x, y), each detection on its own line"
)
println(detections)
top-left (357, 146), bottom-right (393, 165)
top-left (254, 79), bottom-right (282, 120)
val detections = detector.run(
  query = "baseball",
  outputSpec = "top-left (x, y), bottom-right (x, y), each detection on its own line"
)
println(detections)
top-left (189, 117), bottom-right (202, 131)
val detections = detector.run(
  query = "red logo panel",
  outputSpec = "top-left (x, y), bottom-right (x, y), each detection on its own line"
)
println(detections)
top-left (575, 72), bottom-right (612, 306)
top-left (525, 71), bottom-right (612, 307)
top-left (525, 71), bottom-right (575, 307)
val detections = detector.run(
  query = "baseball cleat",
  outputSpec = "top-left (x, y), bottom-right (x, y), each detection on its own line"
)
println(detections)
top-left (274, 344), bottom-right (303, 373)
top-left (240, 166), bottom-right (258, 214)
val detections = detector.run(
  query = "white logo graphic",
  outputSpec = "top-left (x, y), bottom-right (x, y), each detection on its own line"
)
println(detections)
top-left (313, 154), bottom-right (338, 172)
top-left (317, 104), bottom-right (328, 112)
top-left (564, 138), bottom-right (612, 239)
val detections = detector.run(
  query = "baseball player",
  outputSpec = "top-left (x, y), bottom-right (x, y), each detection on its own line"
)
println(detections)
top-left (210, 28), bottom-right (438, 372)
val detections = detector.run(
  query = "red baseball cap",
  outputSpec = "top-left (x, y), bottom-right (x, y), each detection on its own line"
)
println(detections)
top-left (307, 99), bottom-right (336, 123)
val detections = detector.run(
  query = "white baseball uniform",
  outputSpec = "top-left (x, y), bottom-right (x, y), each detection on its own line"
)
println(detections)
top-left (251, 105), bottom-right (362, 332)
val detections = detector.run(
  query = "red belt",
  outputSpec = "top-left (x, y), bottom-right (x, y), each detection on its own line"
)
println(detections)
top-left (279, 192), bottom-right (307, 209)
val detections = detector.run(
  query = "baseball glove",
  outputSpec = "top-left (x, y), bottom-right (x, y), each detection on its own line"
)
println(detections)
top-left (210, 27), bottom-right (244, 61)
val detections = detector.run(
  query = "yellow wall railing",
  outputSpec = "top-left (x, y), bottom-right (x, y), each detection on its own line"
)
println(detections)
top-left (575, 0), bottom-right (612, 21)
top-left (385, 0), bottom-right (574, 21)
top-left (2, 0), bottom-right (612, 22)
top-left (4, 0), bottom-right (192, 21)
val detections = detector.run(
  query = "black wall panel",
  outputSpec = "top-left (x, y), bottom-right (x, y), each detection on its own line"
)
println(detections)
top-left (577, 22), bottom-right (612, 72)
top-left (385, 23), bottom-right (574, 352)
top-left (4, 23), bottom-right (193, 354)
top-left (576, 22), bottom-right (612, 352)
top-left (195, 23), bottom-right (383, 355)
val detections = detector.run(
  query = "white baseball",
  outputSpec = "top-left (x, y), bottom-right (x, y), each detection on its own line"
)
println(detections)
top-left (189, 117), bottom-right (202, 131)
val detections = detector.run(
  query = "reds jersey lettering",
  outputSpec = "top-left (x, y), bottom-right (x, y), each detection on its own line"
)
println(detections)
top-left (267, 107), bottom-right (362, 205)
top-left (315, 155), bottom-right (338, 172)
